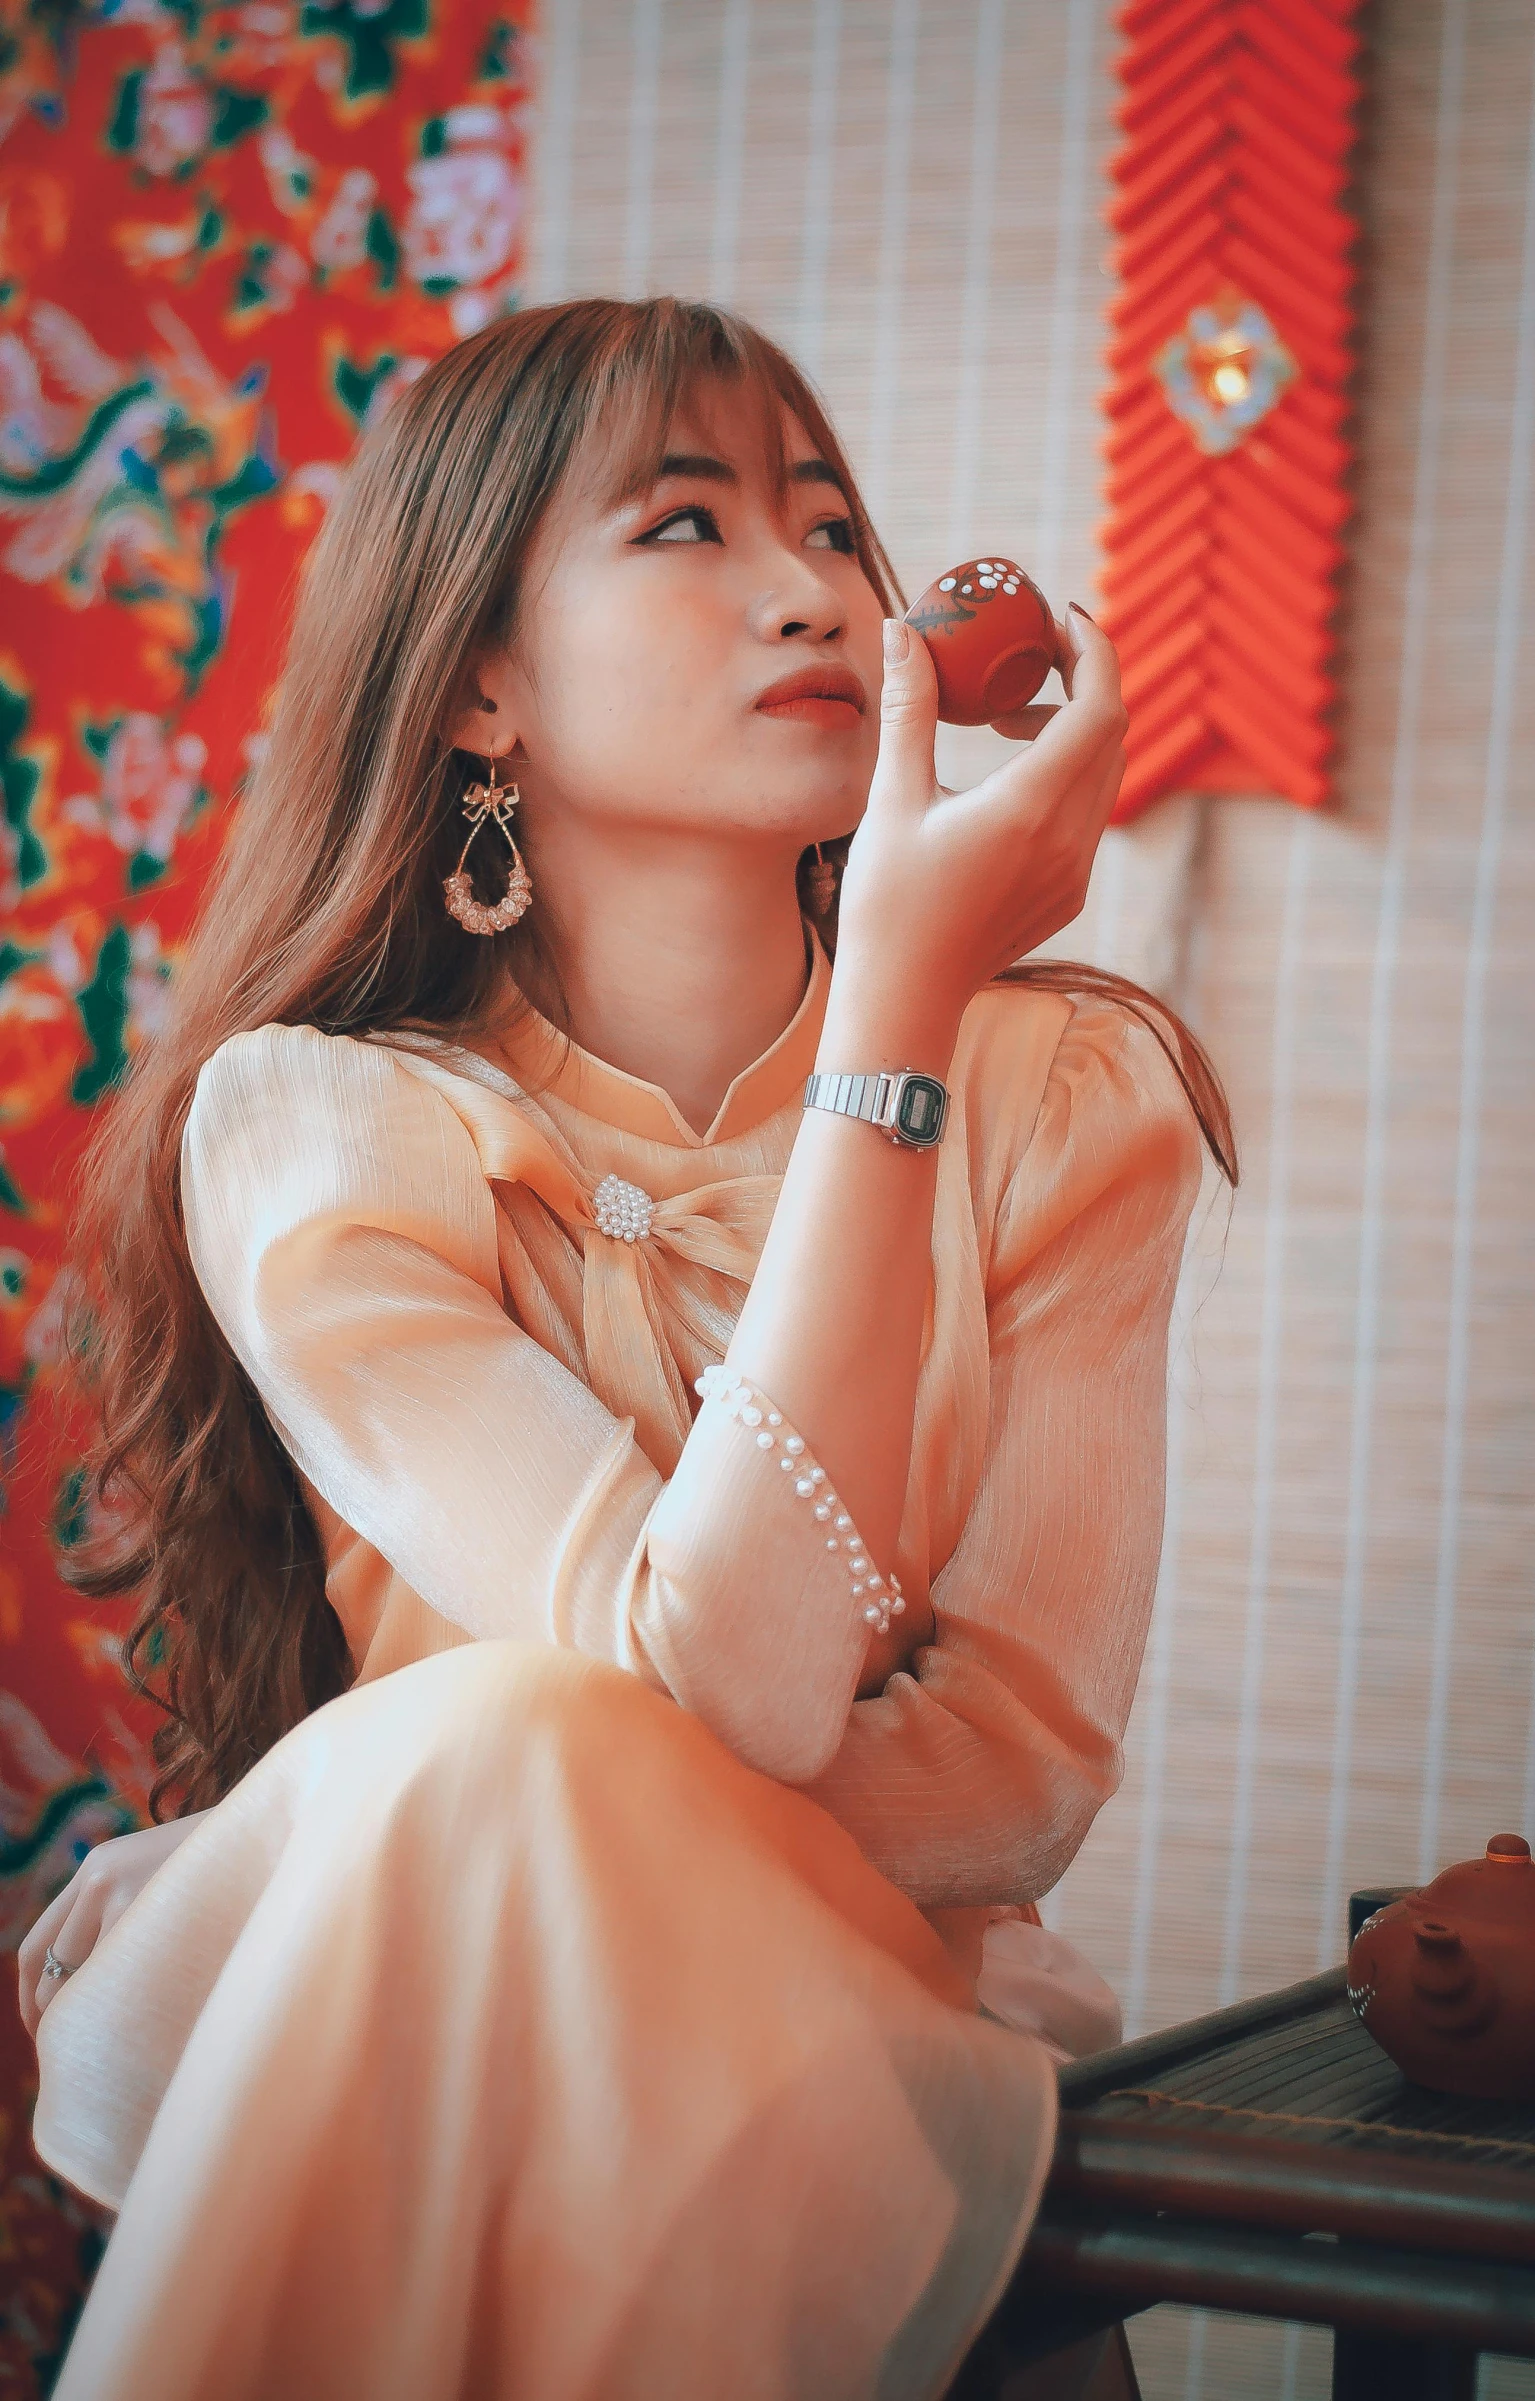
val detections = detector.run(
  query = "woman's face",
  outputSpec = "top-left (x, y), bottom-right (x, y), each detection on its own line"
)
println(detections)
top-left (459, 379), bottom-right (886, 855)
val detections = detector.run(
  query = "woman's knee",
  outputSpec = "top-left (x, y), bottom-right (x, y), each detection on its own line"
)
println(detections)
top-left (294, 1641), bottom-right (675, 1816)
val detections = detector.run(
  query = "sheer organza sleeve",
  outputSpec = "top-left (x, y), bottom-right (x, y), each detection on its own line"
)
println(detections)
top-left (180, 1024), bottom-right (882, 1782)
top-left (802, 999), bottom-right (1205, 1909)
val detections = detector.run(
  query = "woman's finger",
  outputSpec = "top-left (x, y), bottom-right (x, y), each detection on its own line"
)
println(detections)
top-left (42, 1887), bottom-right (105, 2011)
top-left (1078, 739), bottom-right (1128, 858)
top-left (1047, 607), bottom-right (1123, 732)
top-left (987, 702), bottom-right (1059, 742)
top-left (1052, 601), bottom-right (1104, 703)
top-left (983, 624), bottom-right (1125, 809)
top-left (990, 743), bottom-right (1126, 964)
top-left (1053, 610), bottom-right (1078, 702)
top-left (18, 1884), bottom-right (75, 2039)
top-left (23, 1934), bottom-right (68, 2039)
top-left (1047, 736), bottom-right (1126, 875)
top-left (867, 616), bottom-right (939, 817)
top-left (18, 1859), bottom-right (116, 2037)
top-left (976, 704), bottom-right (1123, 837)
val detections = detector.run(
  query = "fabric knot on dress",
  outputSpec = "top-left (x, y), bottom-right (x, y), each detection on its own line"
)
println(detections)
top-left (592, 1175), bottom-right (655, 1243)
top-left (412, 1056), bottom-right (785, 1475)
top-left (572, 1169), bottom-right (782, 1473)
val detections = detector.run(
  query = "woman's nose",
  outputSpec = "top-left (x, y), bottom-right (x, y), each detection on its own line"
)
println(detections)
top-left (750, 552), bottom-right (846, 645)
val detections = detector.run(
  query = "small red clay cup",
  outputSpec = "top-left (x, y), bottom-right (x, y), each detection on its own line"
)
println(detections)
top-left (905, 557), bottom-right (1056, 726)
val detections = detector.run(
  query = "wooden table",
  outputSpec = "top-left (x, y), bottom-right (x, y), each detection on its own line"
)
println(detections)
top-left (953, 1962), bottom-right (1535, 2401)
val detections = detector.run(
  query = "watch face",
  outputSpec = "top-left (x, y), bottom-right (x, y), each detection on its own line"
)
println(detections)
top-left (894, 1074), bottom-right (948, 1146)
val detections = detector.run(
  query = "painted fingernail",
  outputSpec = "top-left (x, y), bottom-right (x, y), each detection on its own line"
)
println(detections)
top-left (883, 618), bottom-right (910, 663)
top-left (1067, 602), bottom-right (1097, 624)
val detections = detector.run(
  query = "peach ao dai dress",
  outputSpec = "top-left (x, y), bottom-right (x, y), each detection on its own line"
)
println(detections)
top-left (34, 932), bottom-right (1202, 2401)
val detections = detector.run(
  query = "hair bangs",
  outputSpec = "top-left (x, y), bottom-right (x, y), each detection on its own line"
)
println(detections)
top-left (561, 302), bottom-right (904, 617)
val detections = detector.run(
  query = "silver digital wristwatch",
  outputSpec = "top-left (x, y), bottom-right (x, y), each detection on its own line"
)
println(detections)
top-left (802, 1069), bottom-right (951, 1150)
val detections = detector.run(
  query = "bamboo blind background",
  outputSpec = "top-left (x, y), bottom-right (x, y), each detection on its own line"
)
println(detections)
top-left (524, 4), bottom-right (1535, 2393)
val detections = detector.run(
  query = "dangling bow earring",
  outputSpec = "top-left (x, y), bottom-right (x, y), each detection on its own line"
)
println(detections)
top-left (443, 749), bottom-right (532, 934)
top-left (806, 841), bottom-right (838, 918)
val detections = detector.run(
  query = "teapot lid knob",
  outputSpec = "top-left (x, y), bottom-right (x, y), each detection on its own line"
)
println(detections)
top-left (1486, 1833), bottom-right (1531, 1863)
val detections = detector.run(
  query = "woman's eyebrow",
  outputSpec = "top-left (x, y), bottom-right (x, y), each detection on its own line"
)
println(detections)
top-left (787, 459), bottom-right (845, 492)
top-left (655, 453), bottom-right (737, 484)
top-left (647, 453), bottom-right (845, 493)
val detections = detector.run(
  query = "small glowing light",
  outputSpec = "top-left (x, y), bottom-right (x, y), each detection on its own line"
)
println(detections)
top-left (1154, 295), bottom-right (1297, 455)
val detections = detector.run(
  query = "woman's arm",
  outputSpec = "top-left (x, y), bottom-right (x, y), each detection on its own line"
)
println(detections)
top-left (803, 1000), bottom-right (1205, 1908)
top-left (183, 1027), bottom-right (876, 1782)
top-left (726, 612), bottom-right (1125, 1603)
top-left (185, 1024), bottom-right (944, 1785)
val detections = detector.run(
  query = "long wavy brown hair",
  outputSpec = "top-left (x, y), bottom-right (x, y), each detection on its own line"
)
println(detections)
top-left (54, 296), bottom-right (1237, 1818)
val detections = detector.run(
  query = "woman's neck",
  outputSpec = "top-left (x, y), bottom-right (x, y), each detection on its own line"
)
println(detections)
top-left (513, 841), bottom-right (814, 1138)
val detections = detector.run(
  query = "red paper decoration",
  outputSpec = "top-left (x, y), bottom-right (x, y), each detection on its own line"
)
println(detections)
top-left (1100, 0), bottom-right (1363, 820)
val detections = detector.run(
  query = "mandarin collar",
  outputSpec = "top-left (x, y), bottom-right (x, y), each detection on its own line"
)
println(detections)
top-left (488, 925), bottom-right (831, 1149)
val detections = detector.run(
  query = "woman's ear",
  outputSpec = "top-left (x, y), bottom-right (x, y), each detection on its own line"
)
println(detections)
top-left (445, 692), bottom-right (515, 757)
top-left (445, 657), bottom-right (521, 757)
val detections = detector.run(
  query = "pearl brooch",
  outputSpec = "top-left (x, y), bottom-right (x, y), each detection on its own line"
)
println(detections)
top-left (592, 1174), bottom-right (655, 1243)
top-left (693, 1363), bottom-right (909, 1635)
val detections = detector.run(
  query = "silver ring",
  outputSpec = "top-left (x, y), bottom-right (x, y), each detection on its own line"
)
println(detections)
top-left (43, 1944), bottom-right (76, 1982)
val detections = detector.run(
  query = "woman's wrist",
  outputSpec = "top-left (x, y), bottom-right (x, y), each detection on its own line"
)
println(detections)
top-left (819, 942), bottom-right (965, 1078)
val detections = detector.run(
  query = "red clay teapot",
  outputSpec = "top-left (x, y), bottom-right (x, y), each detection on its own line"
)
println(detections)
top-left (1346, 1833), bottom-right (1535, 2100)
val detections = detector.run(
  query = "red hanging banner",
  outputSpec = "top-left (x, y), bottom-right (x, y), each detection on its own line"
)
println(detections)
top-left (1101, 0), bottom-right (1364, 820)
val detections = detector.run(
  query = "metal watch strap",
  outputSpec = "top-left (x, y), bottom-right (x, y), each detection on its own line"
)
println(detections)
top-left (802, 1068), bottom-right (950, 1149)
top-left (803, 1071), bottom-right (893, 1128)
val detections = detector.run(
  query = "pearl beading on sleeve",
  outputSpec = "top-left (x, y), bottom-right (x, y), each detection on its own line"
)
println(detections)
top-left (693, 1364), bottom-right (907, 1636)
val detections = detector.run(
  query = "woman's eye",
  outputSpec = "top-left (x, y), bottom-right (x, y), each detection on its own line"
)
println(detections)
top-left (806, 516), bottom-right (858, 555)
top-left (639, 505), bottom-right (723, 545)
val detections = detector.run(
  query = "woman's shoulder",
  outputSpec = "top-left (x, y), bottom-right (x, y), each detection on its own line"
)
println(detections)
top-left (188, 1019), bottom-right (530, 1147)
top-left (183, 1020), bottom-right (582, 1269)
top-left (192, 1018), bottom-right (435, 1108)
top-left (954, 978), bottom-right (1074, 1110)
top-left (955, 977), bottom-right (1207, 1232)
top-left (183, 1022), bottom-right (496, 1234)
top-left (957, 975), bottom-right (1191, 1129)
top-left (180, 1024), bottom-right (506, 1332)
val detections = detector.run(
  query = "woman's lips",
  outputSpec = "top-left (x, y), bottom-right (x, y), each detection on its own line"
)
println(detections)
top-left (753, 667), bottom-right (867, 729)
top-left (757, 694), bottom-right (864, 728)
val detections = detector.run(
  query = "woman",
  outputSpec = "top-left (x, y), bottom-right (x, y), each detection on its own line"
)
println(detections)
top-left (21, 299), bottom-right (1232, 2400)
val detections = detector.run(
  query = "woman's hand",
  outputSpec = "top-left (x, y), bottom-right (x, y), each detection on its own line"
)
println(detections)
top-left (835, 605), bottom-right (1126, 1025)
top-left (856, 1591), bottom-right (937, 1698)
top-left (17, 1813), bottom-right (207, 2040)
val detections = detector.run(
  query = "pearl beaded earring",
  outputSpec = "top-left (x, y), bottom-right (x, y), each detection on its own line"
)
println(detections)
top-left (443, 749), bottom-right (532, 936)
top-left (806, 842), bottom-right (837, 918)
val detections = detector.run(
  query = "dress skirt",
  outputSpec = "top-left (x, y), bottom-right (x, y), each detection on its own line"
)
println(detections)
top-left (33, 1644), bottom-right (1057, 2401)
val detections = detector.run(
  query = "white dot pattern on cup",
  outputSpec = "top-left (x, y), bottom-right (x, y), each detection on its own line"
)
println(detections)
top-left (693, 1364), bottom-right (906, 1636)
top-left (955, 557), bottom-right (1026, 604)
